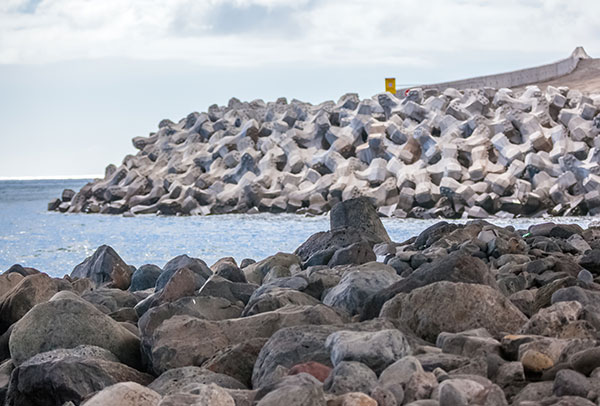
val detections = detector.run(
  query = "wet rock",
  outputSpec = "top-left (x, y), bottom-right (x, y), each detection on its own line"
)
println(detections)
top-left (9, 292), bottom-right (141, 368)
top-left (579, 249), bottom-right (600, 273)
top-left (380, 282), bottom-right (528, 342)
top-left (71, 245), bottom-right (133, 289)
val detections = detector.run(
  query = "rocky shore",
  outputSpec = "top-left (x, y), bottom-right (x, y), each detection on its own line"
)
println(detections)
top-left (3, 198), bottom-right (600, 405)
top-left (49, 85), bottom-right (600, 218)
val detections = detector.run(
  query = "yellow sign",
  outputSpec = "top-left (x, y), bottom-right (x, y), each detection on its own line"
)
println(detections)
top-left (385, 78), bottom-right (396, 94)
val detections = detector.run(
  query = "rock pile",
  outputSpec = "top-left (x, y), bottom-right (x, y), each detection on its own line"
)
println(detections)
top-left (49, 85), bottom-right (600, 218)
top-left (5, 198), bottom-right (600, 405)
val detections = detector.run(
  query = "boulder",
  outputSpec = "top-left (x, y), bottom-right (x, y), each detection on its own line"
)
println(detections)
top-left (81, 288), bottom-right (139, 313)
top-left (157, 384), bottom-right (236, 406)
top-left (5, 346), bottom-right (153, 406)
top-left (326, 329), bottom-right (412, 374)
top-left (380, 282), bottom-right (528, 342)
top-left (129, 264), bottom-right (162, 292)
top-left (288, 361), bottom-right (332, 383)
top-left (254, 373), bottom-right (326, 406)
top-left (252, 319), bottom-right (399, 389)
top-left (155, 254), bottom-right (212, 291)
top-left (0, 273), bottom-right (24, 298)
top-left (71, 245), bottom-right (132, 289)
top-left (150, 305), bottom-right (344, 374)
top-left (330, 197), bottom-right (391, 244)
top-left (294, 228), bottom-right (369, 266)
top-left (0, 273), bottom-right (71, 332)
top-left (323, 361), bottom-right (377, 395)
top-left (553, 369), bottom-right (591, 397)
top-left (82, 382), bottom-right (162, 406)
top-left (202, 338), bottom-right (267, 387)
top-left (148, 366), bottom-right (246, 396)
top-left (243, 253), bottom-right (301, 285)
top-left (197, 274), bottom-right (257, 305)
top-left (323, 262), bottom-right (400, 316)
top-left (361, 251), bottom-right (496, 320)
top-left (9, 293), bottom-right (141, 368)
top-left (242, 288), bottom-right (320, 316)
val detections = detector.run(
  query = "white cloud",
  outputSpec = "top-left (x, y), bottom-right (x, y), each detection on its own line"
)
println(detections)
top-left (0, 0), bottom-right (598, 66)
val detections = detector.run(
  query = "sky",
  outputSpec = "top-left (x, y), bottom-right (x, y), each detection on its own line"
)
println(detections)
top-left (1, 0), bottom-right (599, 178)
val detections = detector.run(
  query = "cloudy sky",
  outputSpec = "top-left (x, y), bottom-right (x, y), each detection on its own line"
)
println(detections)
top-left (1, 0), bottom-right (599, 178)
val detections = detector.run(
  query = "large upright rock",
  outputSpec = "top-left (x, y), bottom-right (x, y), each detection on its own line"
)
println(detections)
top-left (380, 282), bottom-right (528, 342)
top-left (9, 293), bottom-right (141, 368)
top-left (71, 245), bottom-right (132, 289)
top-left (330, 197), bottom-right (391, 244)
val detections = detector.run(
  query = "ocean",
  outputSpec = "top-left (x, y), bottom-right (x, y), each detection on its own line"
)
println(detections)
top-left (0, 179), bottom-right (598, 278)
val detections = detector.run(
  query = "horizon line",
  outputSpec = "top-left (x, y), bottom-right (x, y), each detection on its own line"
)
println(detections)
top-left (0, 174), bottom-right (101, 181)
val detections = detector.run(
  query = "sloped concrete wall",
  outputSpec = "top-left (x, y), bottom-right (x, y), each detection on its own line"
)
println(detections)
top-left (411, 47), bottom-right (591, 93)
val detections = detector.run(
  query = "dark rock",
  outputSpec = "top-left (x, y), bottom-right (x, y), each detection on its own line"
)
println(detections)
top-left (61, 189), bottom-right (76, 202)
top-left (129, 264), bottom-right (161, 292)
top-left (5, 346), bottom-right (153, 406)
top-left (198, 274), bottom-right (257, 305)
top-left (252, 319), bottom-right (398, 389)
top-left (569, 347), bottom-right (600, 376)
top-left (71, 245), bottom-right (132, 289)
top-left (414, 222), bottom-right (460, 249)
top-left (155, 254), bottom-right (212, 291)
top-left (553, 369), bottom-right (591, 397)
top-left (240, 258), bottom-right (256, 268)
top-left (295, 228), bottom-right (368, 265)
top-left (328, 241), bottom-right (376, 267)
top-left (361, 251), bottom-right (496, 321)
top-left (242, 287), bottom-right (320, 317)
top-left (580, 249), bottom-right (600, 273)
top-left (330, 197), bottom-right (391, 244)
top-left (47, 198), bottom-right (61, 211)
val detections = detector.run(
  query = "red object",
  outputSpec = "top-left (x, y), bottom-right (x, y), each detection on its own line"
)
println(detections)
top-left (288, 361), bottom-right (332, 382)
top-left (405, 89), bottom-right (411, 96)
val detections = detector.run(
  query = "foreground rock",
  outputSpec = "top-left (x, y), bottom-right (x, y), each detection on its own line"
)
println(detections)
top-left (3, 215), bottom-right (600, 405)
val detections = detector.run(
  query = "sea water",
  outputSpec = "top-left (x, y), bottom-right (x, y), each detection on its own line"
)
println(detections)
top-left (0, 179), bottom-right (598, 278)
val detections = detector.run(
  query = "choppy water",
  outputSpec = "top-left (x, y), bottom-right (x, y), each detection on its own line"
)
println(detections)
top-left (0, 179), bottom-right (598, 278)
